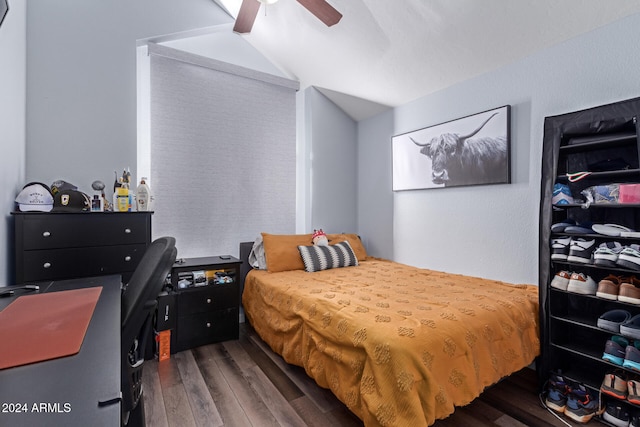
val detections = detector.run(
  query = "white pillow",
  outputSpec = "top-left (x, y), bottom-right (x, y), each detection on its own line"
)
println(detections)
top-left (248, 235), bottom-right (267, 270)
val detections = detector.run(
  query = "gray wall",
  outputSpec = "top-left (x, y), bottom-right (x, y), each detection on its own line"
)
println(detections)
top-left (25, 0), bottom-right (232, 196)
top-left (305, 88), bottom-right (358, 234)
top-left (359, 12), bottom-right (640, 284)
top-left (0, 1), bottom-right (26, 285)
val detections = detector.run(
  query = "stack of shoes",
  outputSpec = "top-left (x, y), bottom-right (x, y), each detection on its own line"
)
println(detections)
top-left (602, 336), bottom-right (640, 373)
top-left (544, 371), bottom-right (601, 423)
top-left (598, 310), bottom-right (632, 333)
top-left (599, 371), bottom-right (640, 426)
top-left (566, 272), bottom-right (598, 295)
top-left (619, 277), bottom-right (640, 305)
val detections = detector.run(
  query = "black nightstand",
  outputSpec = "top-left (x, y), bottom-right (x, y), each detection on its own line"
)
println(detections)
top-left (170, 256), bottom-right (241, 352)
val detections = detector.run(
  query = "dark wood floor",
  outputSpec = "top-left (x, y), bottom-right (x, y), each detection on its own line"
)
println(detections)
top-left (142, 323), bottom-right (581, 427)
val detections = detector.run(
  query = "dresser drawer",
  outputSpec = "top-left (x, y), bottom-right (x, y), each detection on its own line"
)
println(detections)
top-left (177, 283), bottom-right (239, 315)
top-left (21, 244), bottom-right (147, 282)
top-left (21, 214), bottom-right (150, 250)
top-left (175, 308), bottom-right (239, 351)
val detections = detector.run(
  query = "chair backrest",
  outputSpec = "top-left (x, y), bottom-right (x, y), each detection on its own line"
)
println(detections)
top-left (121, 236), bottom-right (176, 335)
top-left (121, 236), bottom-right (177, 415)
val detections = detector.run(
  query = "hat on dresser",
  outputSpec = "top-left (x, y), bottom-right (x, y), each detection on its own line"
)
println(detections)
top-left (15, 182), bottom-right (54, 212)
top-left (52, 189), bottom-right (91, 212)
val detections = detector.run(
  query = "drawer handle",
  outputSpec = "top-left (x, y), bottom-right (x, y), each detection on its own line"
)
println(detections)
top-left (124, 228), bottom-right (131, 234)
top-left (43, 262), bottom-right (51, 269)
top-left (124, 256), bottom-right (132, 262)
top-left (206, 298), bottom-right (212, 304)
top-left (206, 322), bottom-right (211, 328)
top-left (42, 231), bottom-right (51, 237)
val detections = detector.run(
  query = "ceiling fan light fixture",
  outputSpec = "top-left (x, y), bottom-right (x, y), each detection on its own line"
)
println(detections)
top-left (257, 0), bottom-right (279, 4)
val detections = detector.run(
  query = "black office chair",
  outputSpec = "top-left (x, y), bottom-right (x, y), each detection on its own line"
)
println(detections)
top-left (121, 236), bottom-right (177, 427)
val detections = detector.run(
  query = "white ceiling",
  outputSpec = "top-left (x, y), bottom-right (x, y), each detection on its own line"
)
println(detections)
top-left (211, 0), bottom-right (640, 120)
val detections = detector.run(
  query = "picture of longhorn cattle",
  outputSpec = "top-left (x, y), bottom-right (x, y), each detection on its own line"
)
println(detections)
top-left (392, 105), bottom-right (510, 190)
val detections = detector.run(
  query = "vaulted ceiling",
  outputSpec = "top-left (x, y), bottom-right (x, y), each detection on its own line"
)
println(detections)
top-left (211, 0), bottom-right (640, 120)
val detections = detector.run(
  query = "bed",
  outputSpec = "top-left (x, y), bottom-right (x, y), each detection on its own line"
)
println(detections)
top-left (239, 234), bottom-right (540, 426)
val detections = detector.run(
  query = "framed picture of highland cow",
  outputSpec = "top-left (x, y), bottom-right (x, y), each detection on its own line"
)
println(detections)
top-left (392, 105), bottom-right (511, 191)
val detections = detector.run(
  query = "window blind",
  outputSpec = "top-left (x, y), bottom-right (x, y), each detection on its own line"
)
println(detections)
top-left (148, 43), bottom-right (299, 258)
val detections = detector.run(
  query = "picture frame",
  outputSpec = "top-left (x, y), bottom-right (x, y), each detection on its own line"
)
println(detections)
top-left (0, 1), bottom-right (7, 28)
top-left (392, 105), bottom-right (511, 191)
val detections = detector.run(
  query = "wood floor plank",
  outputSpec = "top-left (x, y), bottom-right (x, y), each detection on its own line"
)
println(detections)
top-left (141, 359), bottom-right (169, 427)
top-left (175, 351), bottom-right (224, 427)
top-left (157, 358), bottom-right (197, 427)
top-left (212, 348), bottom-right (280, 426)
top-left (191, 346), bottom-right (253, 427)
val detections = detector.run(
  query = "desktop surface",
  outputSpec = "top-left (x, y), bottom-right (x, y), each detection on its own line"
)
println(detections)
top-left (0, 275), bottom-right (121, 427)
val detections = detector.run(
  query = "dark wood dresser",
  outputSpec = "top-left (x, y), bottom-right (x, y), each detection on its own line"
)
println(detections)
top-left (12, 212), bottom-right (152, 285)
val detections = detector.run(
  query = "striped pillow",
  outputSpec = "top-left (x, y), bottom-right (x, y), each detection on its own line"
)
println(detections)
top-left (298, 241), bottom-right (359, 273)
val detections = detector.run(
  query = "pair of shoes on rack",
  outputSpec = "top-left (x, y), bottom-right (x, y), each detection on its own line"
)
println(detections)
top-left (596, 276), bottom-right (640, 304)
top-left (550, 270), bottom-right (597, 295)
top-left (545, 371), bottom-right (601, 423)
top-left (601, 370), bottom-right (640, 402)
top-left (601, 400), bottom-right (640, 427)
top-left (594, 242), bottom-right (640, 271)
top-left (603, 336), bottom-right (640, 372)
top-left (551, 236), bottom-right (596, 263)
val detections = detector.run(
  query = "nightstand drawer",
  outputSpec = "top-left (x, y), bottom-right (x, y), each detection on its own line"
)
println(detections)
top-left (21, 214), bottom-right (150, 250)
top-left (175, 308), bottom-right (239, 351)
top-left (177, 283), bottom-right (239, 315)
top-left (21, 244), bottom-right (147, 282)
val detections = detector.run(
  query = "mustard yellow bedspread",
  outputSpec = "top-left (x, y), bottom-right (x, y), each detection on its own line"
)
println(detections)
top-left (242, 258), bottom-right (540, 426)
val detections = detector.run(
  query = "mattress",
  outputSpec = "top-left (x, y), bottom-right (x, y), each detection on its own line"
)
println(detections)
top-left (242, 257), bottom-right (540, 426)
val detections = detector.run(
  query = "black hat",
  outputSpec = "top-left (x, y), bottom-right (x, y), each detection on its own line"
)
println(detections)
top-left (53, 190), bottom-right (91, 212)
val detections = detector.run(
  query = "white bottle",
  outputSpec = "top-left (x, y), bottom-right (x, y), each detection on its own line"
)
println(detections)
top-left (136, 177), bottom-right (151, 211)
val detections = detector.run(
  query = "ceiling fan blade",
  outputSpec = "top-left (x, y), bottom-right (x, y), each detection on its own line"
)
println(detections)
top-left (233, 0), bottom-right (261, 34)
top-left (296, 0), bottom-right (342, 27)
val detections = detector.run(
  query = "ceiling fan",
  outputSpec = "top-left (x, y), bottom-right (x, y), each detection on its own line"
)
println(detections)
top-left (233, 0), bottom-right (342, 34)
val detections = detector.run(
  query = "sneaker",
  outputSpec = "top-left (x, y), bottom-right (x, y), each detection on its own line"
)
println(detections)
top-left (621, 314), bottom-right (640, 340)
top-left (619, 277), bottom-right (640, 305)
top-left (597, 274), bottom-right (623, 300)
top-left (623, 341), bottom-right (640, 373)
top-left (598, 309), bottom-right (632, 333)
top-left (552, 183), bottom-right (574, 206)
top-left (602, 401), bottom-right (631, 427)
top-left (601, 370), bottom-right (628, 399)
top-left (628, 379), bottom-right (640, 405)
top-left (603, 335), bottom-right (630, 365)
top-left (564, 384), bottom-right (600, 423)
top-left (632, 412), bottom-right (640, 427)
top-left (551, 236), bottom-right (572, 261)
top-left (594, 241), bottom-right (624, 267)
top-left (566, 272), bottom-right (597, 295)
top-left (618, 245), bottom-right (640, 270)
top-left (545, 371), bottom-right (571, 413)
top-left (550, 270), bottom-right (571, 290)
top-left (567, 238), bottom-right (597, 263)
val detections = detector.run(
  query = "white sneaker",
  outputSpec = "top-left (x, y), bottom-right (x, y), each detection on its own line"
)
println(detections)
top-left (567, 238), bottom-right (596, 264)
top-left (550, 270), bottom-right (571, 290)
top-left (551, 236), bottom-right (572, 261)
top-left (567, 272), bottom-right (597, 295)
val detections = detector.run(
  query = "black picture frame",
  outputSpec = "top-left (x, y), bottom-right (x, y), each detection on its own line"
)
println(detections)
top-left (392, 105), bottom-right (511, 191)
top-left (0, 0), bottom-right (8, 28)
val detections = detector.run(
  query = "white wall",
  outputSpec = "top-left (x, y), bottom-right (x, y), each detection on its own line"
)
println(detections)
top-left (359, 12), bottom-right (640, 285)
top-left (25, 0), bottom-right (232, 196)
top-left (0, 1), bottom-right (26, 285)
